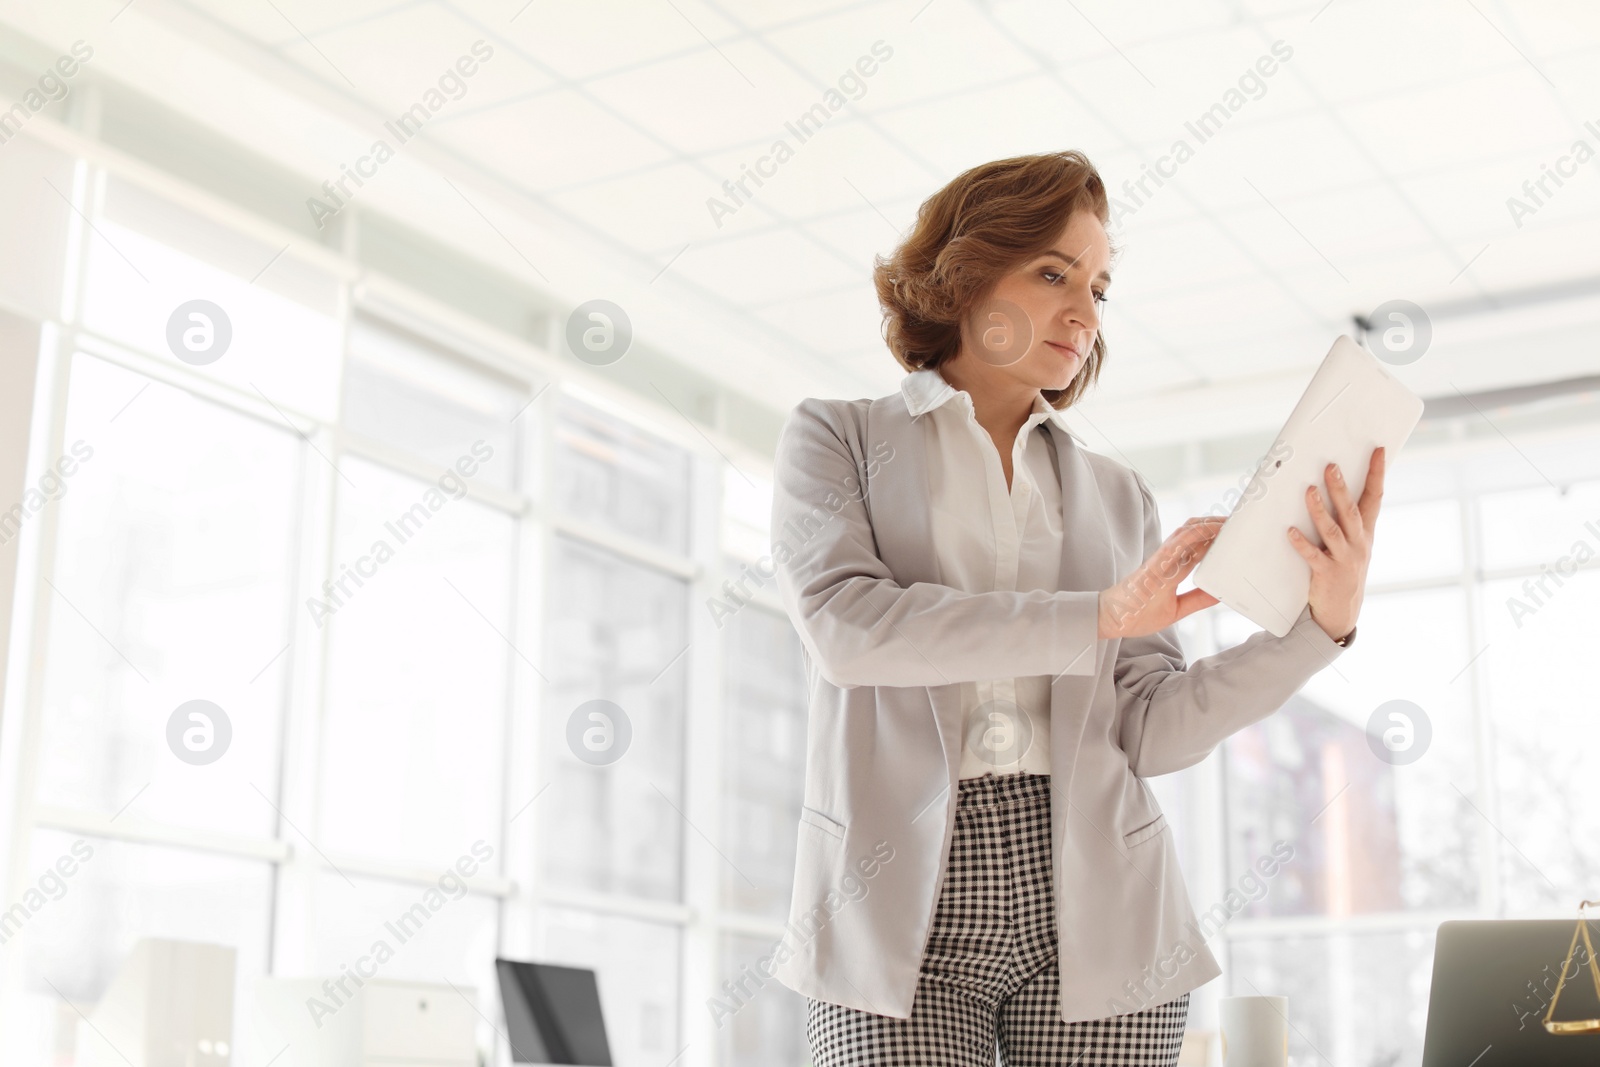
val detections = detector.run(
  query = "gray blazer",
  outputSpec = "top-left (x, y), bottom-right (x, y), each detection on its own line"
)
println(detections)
top-left (767, 393), bottom-right (1347, 1024)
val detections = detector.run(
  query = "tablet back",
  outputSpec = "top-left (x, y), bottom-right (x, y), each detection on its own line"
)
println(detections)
top-left (1192, 335), bottom-right (1424, 636)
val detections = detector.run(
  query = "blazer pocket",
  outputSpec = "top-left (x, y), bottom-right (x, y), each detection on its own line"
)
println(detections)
top-left (1123, 813), bottom-right (1168, 849)
top-left (799, 805), bottom-right (847, 841)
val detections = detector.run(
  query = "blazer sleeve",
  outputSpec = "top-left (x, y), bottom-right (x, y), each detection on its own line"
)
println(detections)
top-left (1114, 470), bottom-right (1348, 777)
top-left (771, 398), bottom-right (1101, 689)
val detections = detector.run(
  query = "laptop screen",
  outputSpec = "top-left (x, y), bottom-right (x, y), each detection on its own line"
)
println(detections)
top-left (1423, 920), bottom-right (1600, 1067)
top-left (496, 958), bottom-right (614, 1066)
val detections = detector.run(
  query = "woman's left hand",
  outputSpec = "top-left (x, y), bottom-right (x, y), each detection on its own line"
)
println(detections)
top-left (1288, 445), bottom-right (1386, 642)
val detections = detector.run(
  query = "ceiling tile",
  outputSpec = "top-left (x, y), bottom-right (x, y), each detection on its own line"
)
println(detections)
top-left (1394, 148), bottom-right (1600, 244)
top-left (581, 38), bottom-right (828, 157)
top-left (1175, 321), bottom-right (1337, 381)
top-left (546, 161), bottom-right (719, 255)
top-left (697, 0), bottom-right (899, 33)
top-left (984, 0), bottom-right (1139, 66)
top-left (429, 88), bottom-right (678, 189)
top-left (1088, 348), bottom-right (1209, 404)
top-left (666, 225), bottom-right (864, 305)
top-left (1489, 3), bottom-right (1600, 56)
top-left (1290, 0), bottom-right (1551, 104)
top-left (801, 205), bottom-right (909, 274)
top-left (1248, 181), bottom-right (1437, 264)
top-left (870, 73), bottom-right (1126, 179)
top-left (1338, 246), bottom-right (1469, 309)
top-left (692, 119), bottom-right (924, 222)
top-left (1446, 211), bottom-right (1600, 297)
top-left (762, 1), bottom-right (1034, 113)
top-left (279, 3), bottom-right (556, 112)
top-left (480, 0), bottom-right (741, 80)
top-left (1201, 110), bottom-right (1378, 199)
top-left (191, 0), bottom-right (415, 47)
top-left (1338, 68), bottom-right (1574, 178)
top-left (753, 285), bottom-right (886, 360)
top-left (1133, 273), bottom-right (1318, 337)
top-left (1112, 211), bottom-right (1280, 296)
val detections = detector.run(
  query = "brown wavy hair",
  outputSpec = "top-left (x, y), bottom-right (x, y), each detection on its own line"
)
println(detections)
top-left (872, 151), bottom-right (1112, 410)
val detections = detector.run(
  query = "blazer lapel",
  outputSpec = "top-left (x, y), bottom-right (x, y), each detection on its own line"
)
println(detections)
top-left (1044, 418), bottom-right (1118, 774)
top-left (863, 394), bottom-right (970, 782)
top-left (1045, 419), bottom-right (1117, 597)
top-left (863, 394), bottom-right (939, 586)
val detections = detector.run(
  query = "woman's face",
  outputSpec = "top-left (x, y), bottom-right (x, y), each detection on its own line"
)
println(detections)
top-left (955, 208), bottom-right (1111, 394)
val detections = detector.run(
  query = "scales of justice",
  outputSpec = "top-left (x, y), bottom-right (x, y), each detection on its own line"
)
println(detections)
top-left (1544, 899), bottom-right (1600, 1035)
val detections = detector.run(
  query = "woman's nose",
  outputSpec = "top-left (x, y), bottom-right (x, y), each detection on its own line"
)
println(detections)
top-left (1065, 297), bottom-right (1098, 335)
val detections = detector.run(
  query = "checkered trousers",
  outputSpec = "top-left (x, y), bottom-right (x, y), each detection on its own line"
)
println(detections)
top-left (807, 772), bottom-right (1189, 1066)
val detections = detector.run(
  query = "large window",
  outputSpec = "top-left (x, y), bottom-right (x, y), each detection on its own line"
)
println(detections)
top-left (0, 135), bottom-right (791, 1067)
top-left (319, 454), bottom-right (519, 868)
top-left (32, 353), bottom-right (302, 839)
top-left (540, 533), bottom-right (689, 902)
top-left (720, 602), bottom-right (806, 919)
top-left (1155, 448), bottom-right (1600, 1064)
top-left (716, 599), bottom-right (810, 1067)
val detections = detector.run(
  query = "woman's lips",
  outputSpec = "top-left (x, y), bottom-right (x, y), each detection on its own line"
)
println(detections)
top-left (1045, 341), bottom-right (1080, 359)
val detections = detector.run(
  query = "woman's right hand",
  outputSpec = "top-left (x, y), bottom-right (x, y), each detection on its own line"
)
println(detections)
top-left (1097, 516), bottom-right (1226, 640)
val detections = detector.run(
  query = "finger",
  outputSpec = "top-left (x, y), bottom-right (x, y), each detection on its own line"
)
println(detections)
top-left (1322, 461), bottom-right (1359, 541)
top-left (1305, 483), bottom-right (1345, 557)
top-left (1172, 587), bottom-right (1220, 622)
top-left (1287, 525), bottom-right (1330, 570)
top-left (1158, 521), bottom-right (1223, 559)
top-left (1165, 539), bottom-right (1213, 585)
top-left (1357, 445), bottom-right (1386, 540)
top-left (1153, 522), bottom-right (1222, 579)
top-left (1170, 516), bottom-right (1226, 539)
top-left (1167, 516), bottom-right (1225, 541)
top-left (1325, 461), bottom-right (1366, 548)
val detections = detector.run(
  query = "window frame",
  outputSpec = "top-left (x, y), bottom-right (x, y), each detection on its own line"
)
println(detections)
top-left (0, 131), bottom-right (772, 1067)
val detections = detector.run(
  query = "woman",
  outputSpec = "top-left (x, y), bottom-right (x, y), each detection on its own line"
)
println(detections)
top-left (768, 151), bottom-right (1382, 1066)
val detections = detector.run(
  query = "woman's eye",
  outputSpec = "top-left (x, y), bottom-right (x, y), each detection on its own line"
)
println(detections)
top-left (1042, 267), bottom-right (1108, 304)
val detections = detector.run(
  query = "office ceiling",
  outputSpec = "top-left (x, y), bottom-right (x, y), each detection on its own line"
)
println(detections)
top-left (7, 0), bottom-right (1600, 451)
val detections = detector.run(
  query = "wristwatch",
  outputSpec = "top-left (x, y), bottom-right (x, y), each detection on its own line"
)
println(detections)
top-left (1332, 626), bottom-right (1356, 649)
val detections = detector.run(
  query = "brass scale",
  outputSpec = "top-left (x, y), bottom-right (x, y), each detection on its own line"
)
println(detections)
top-left (1545, 899), bottom-right (1600, 1035)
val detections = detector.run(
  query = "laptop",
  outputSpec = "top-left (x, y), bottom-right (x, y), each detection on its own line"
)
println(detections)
top-left (1421, 920), bottom-right (1600, 1066)
top-left (1192, 334), bottom-right (1424, 636)
top-left (496, 958), bottom-right (614, 1066)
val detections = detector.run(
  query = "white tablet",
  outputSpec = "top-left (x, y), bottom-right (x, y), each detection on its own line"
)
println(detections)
top-left (1192, 335), bottom-right (1425, 636)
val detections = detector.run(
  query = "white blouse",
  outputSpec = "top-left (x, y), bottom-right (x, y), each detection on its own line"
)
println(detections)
top-left (900, 367), bottom-right (1068, 779)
